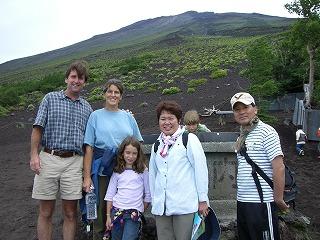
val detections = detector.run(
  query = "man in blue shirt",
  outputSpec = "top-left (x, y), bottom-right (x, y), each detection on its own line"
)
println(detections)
top-left (30, 61), bottom-right (92, 240)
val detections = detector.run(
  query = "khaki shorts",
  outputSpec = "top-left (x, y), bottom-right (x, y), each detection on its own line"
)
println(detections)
top-left (32, 151), bottom-right (83, 200)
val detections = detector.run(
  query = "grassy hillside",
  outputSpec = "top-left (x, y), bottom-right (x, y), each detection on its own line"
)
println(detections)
top-left (0, 34), bottom-right (258, 114)
top-left (0, 11), bottom-right (297, 116)
top-left (0, 11), bottom-right (295, 78)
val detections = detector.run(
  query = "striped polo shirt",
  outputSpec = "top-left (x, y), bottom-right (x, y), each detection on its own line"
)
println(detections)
top-left (237, 121), bottom-right (283, 203)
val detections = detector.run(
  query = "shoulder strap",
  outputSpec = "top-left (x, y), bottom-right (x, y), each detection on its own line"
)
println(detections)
top-left (182, 132), bottom-right (188, 149)
top-left (239, 147), bottom-right (274, 202)
top-left (153, 132), bottom-right (189, 153)
top-left (153, 140), bottom-right (160, 153)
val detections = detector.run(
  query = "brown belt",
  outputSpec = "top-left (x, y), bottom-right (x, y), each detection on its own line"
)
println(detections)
top-left (43, 148), bottom-right (77, 158)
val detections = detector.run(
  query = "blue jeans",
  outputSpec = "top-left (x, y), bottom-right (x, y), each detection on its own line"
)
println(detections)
top-left (111, 208), bottom-right (140, 240)
top-left (296, 144), bottom-right (304, 155)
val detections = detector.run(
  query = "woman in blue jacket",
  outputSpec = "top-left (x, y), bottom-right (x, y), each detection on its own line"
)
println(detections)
top-left (82, 78), bottom-right (143, 236)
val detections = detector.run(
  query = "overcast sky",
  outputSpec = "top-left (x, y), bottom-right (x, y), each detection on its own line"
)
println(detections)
top-left (0, 0), bottom-right (298, 64)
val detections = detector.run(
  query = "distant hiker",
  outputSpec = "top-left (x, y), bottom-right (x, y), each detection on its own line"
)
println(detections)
top-left (231, 92), bottom-right (289, 240)
top-left (149, 100), bottom-right (209, 240)
top-left (103, 136), bottom-right (151, 240)
top-left (296, 125), bottom-right (307, 156)
top-left (30, 60), bottom-right (93, 240)
top-left (82, 78), bottom-right (143, 238)
top-left (183, 110), bottom-right (211, 134)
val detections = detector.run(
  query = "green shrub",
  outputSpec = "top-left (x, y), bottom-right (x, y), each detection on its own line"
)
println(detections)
top-left (239, 69), bottom-right (247, 76)
top-left (249, 80), bottom-right (279, 98)
top-left (19, 91), bottom-right (44, 108)
top-left (113, 53), bottom-right (155, 75)
top-left (145, 87), bottom-right (157, 93)
top-left (256, 100), bottom-right (278, 124)
top-left (0, 88), bottom-right (20, 106)
top-left (39, 72), bottom-right (65, 93)
top-left (0, 72), bottom-right (65, 107)
top-left (258, 111), bottom-right (278, 124)
top-left (187, 88), bottom-right (196, 93)
top-left (144, 82), bottom-right (159, 93)
top-left (87, 95), bottom-right (104, 102)
top-left (0, 105), bottom-right (9, 117)
top-left (314, 79), bottom-right (320, 105)
top-left (187, 78), bottom-right (207, 88)
top-left (126, 81), bottom-right (149, 91)
top-left (39, 83), bottom-right (57, 93)
top-left (87, 87), bottom-right (104, 102)
top-left (211, 69), bottom-right (228, 79)
top-left (162, 87), bottom-right (181, 95)
top-left (179, 63), bottom-right (201, 76)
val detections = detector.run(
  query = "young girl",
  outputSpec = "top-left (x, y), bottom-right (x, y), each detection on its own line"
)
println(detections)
top-left (103, 136), bottom-right (151, 240)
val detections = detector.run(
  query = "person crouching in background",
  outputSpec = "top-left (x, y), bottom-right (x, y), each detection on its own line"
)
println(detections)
top-left (183, 110), bottom-right (211, 134)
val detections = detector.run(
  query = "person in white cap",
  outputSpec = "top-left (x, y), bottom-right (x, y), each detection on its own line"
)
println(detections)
top-left (230, 92), bottom-right (289, 240)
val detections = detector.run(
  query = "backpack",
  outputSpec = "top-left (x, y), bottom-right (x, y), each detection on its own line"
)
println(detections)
top-left (153, 132), bottom-right (188, 153)
top-left (240, 147), bottom-right (298, 209)
top-left (283, 165), bottom-right (298, 206)
top-left (298, 132), bottom-right (306, 142)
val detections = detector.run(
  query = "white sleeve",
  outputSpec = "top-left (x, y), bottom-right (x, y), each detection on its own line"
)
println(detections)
top-left (186, 133), bottom-right (209, 203)
top-left (148, 144), bottom-right (157, 199)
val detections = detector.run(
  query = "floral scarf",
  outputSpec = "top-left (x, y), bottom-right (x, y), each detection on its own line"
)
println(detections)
top-left (159, 128), bottom-right (182, 157)
top-left (235, 116), bottom-right (260, 152)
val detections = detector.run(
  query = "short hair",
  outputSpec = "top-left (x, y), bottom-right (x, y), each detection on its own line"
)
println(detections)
top-left (103, 78), bottom-right (124, 95)
top-left (156, 100), bottom-right (182, 121)
top-left (184, 110), bottom-right (200, 125)
top-left (65, 60), bottom-right (89, 82)
top-left (297, 124), bottom-right (303, 129)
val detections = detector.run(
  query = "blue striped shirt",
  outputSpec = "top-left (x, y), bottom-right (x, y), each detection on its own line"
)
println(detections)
top-left (237, 121), bottom-right (283, 202)
top-left (33, 90), bottom-right (92, 155)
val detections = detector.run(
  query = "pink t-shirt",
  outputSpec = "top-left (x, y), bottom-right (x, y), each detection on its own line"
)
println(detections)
top-left (104, 168), bottom-right (151, 212)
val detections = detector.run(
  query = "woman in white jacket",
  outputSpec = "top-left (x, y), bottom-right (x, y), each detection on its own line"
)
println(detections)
top-left (149, 100), bottom-right (209, 240)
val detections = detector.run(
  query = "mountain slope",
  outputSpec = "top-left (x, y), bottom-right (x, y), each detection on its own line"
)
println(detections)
top-left (0, 11), bottom-right (296, 74)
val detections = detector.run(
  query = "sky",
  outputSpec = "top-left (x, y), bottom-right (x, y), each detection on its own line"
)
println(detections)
top-left (0, 0), bottom-right (298, 64)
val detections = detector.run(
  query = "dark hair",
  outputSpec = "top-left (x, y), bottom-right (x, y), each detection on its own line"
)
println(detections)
top-left (156, 100), bottom-right (182, 121)
top-left (65, 60), bottom-right (89, 82)
top-left (114, 136), bottom-right (146, 174)
top-left (297, 124), bottom-right (303, 129)
top-left (103, 78), bottom-right (124, 95)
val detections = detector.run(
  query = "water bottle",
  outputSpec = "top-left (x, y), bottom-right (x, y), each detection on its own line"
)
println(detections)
top-left (85, 186), bottom-right (97, 220)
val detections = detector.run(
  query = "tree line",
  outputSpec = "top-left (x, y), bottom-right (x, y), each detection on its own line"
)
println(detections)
top-left (246, 0), bottom-right (320, 108)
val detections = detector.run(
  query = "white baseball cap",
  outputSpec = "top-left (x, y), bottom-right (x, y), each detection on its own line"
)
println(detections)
top-left (230, 92), bottom-right (255, 109)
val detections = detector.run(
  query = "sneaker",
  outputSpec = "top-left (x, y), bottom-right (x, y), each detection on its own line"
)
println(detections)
top-left (301, 150), bottom-right (304, 156)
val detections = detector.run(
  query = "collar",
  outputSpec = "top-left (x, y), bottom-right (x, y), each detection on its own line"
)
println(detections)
top-left (58, 90), bottom-right (85, 104)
